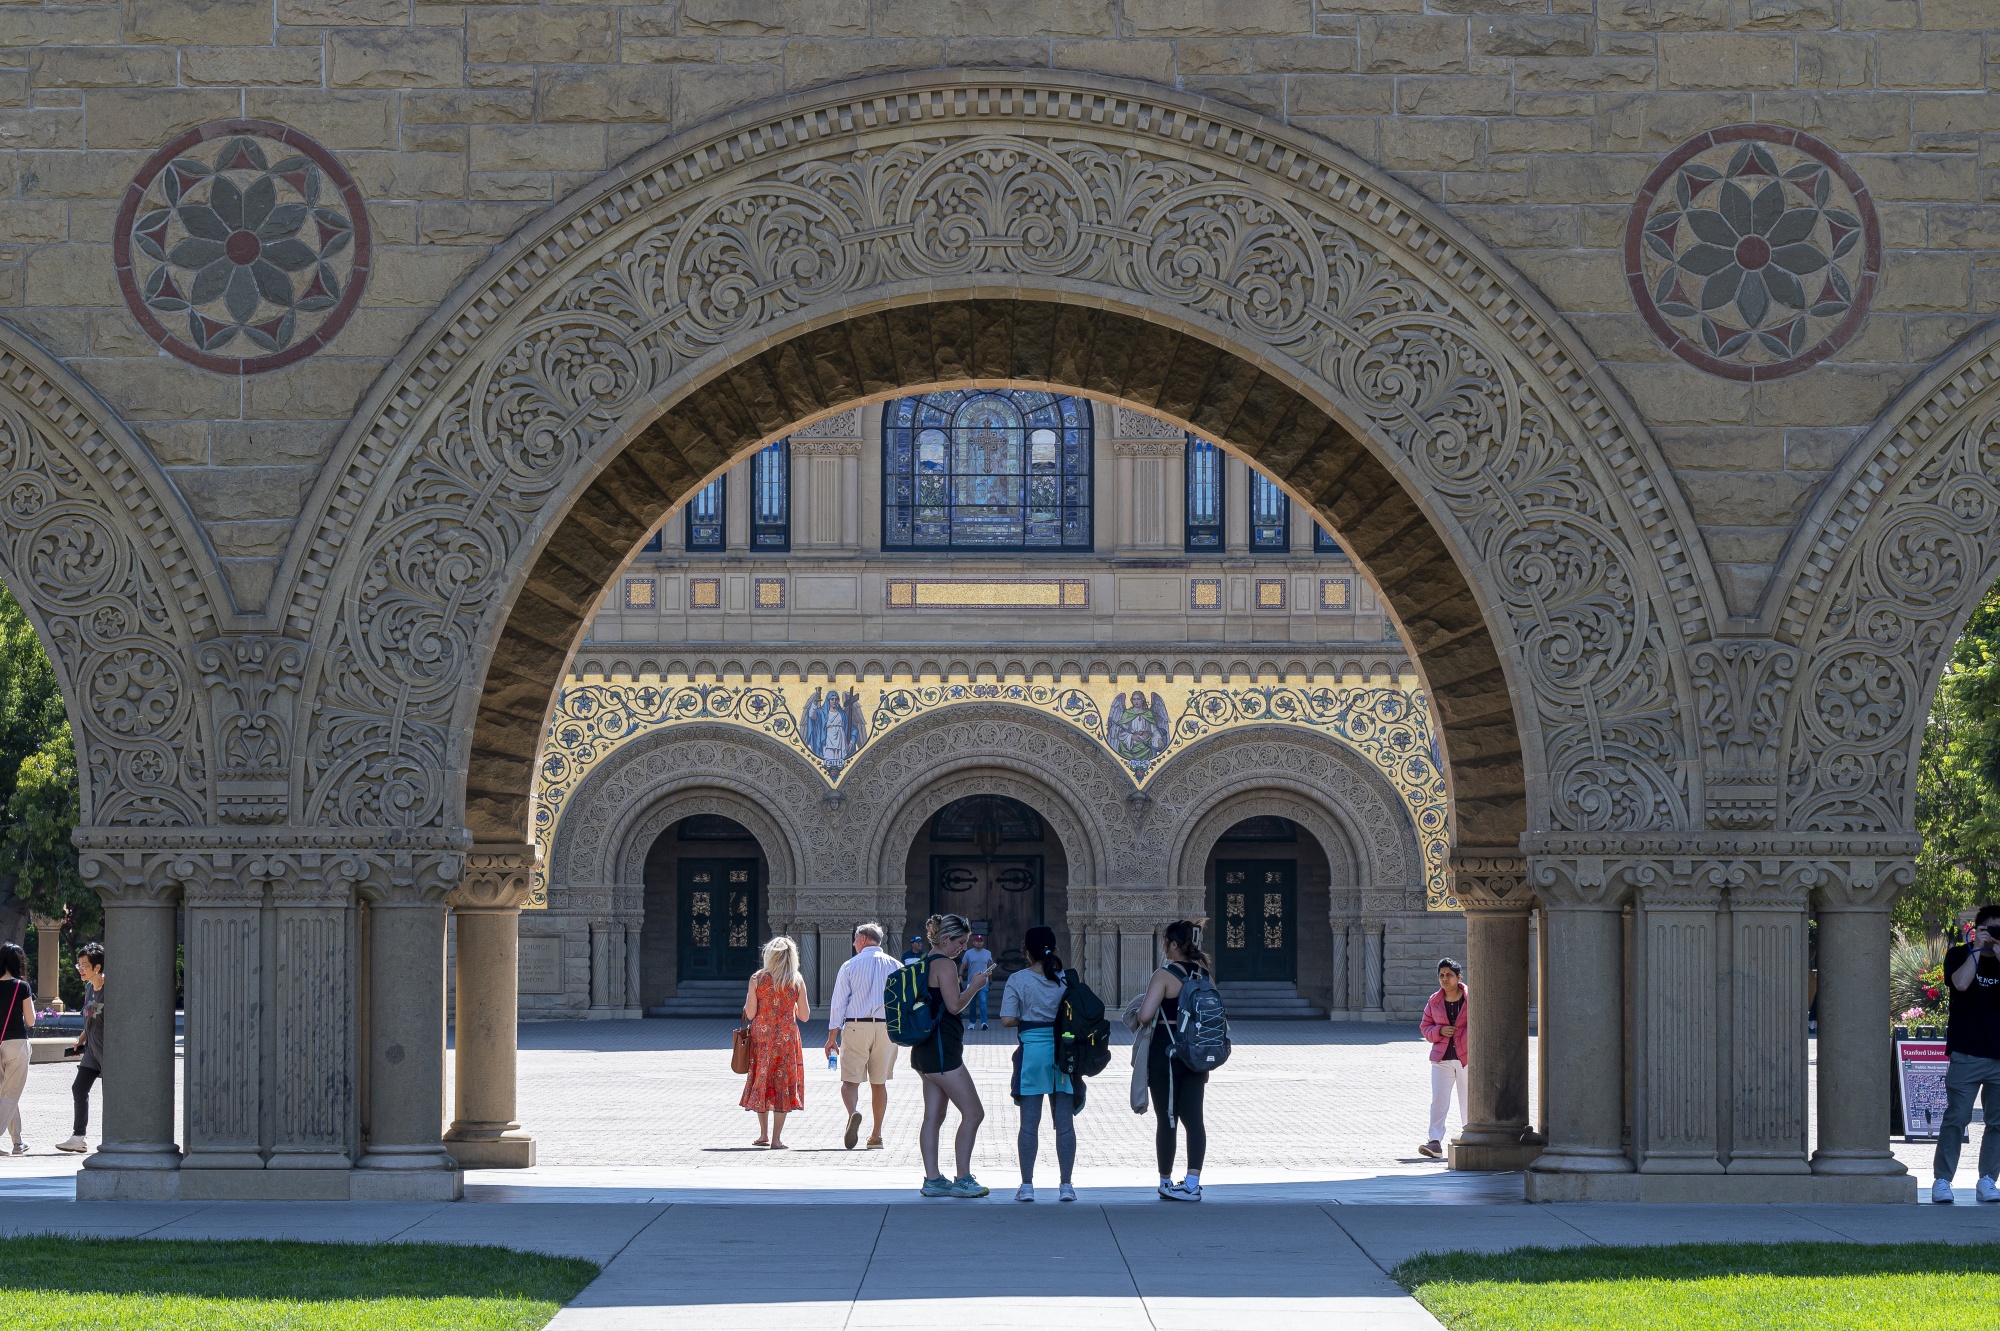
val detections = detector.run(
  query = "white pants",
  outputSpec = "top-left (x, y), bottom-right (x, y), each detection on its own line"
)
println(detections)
top-left (1428, 1058), bottom-right (1468, 1144)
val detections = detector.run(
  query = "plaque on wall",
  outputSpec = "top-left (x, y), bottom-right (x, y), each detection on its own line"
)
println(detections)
top-left (519, 936), bottom-right (564, 995)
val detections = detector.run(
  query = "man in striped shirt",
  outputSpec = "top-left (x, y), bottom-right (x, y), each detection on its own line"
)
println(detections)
top-left (825, 923), bottom-right (905, 1150)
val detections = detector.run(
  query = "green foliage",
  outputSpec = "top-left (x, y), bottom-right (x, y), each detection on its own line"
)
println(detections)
top-left (1888, 932), bottom-right (1948, 1023)
top-left (1396, 1241), bottom-right (2000, 1331)
top-left (1904, 576), bottom-right (2000, 940)
top-left (0, 583), bottom-right (81, 948)
top-left (0, 1236), bottom-right (599, 1331)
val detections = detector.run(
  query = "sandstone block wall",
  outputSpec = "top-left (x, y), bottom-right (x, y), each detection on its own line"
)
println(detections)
top-left (0, 1), bottom-right (1994, 613)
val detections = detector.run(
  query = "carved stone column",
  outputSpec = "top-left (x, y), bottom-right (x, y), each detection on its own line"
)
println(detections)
top-left (624, 925), bottom-right (643, 1017)
top-left (270, 849), bottom-right (358, 1173)
top-left (1525, 857), bottom-right (1636, 1191)
top-left (75, 847), bottom-right (182, 1198)
top-left (588, 921), bottom-right (612, 1014)
top-left (1448, 851), bottom-right (1541, 1171)
top-left (31, 915), bottom-right (60, 1006)
top-left (1632, 860), bottom-right (1724, 1174)
top-left (181, 854), bottom-right (272, 1172)
top-left (1724, 861), bottom-right (1811, 1174)
top-left (1811, 855), bottom-right (1914, 1183)
top-left (445, 845), bottom-right (535, 1169)
top-left (355, 849), bottom-right (461, 1200)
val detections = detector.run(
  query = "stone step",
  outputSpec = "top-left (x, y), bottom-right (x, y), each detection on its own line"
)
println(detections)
top-left (649, 979), bottom-right (751, 1018)
top-left (1214, 981), bottom-right (1326, 1021)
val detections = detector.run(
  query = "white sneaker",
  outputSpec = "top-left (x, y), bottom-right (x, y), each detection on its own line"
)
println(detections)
top-left (1933, 1178), bottom-right (1956, 1204)
top-left (1058, 1183), bottom-right (1076, 1202)
top-left (56, 1136), bottom-right (87, 1153)
top-left (1979, 1177), bottom-right (2000, 1203)
top-left (1157, 1180), bottom-right (1177, 1199)
top-left (1162, 1180), bottom-right (1202, 1202)
top-left (1014, 1183), bottom-right (1034, 1203)
top-left (9, 1141), bottom-right (24, 1155)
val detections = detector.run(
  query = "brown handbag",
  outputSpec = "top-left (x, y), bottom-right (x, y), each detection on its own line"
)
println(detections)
top-left (731, 1024), bottom-right (754, 1075)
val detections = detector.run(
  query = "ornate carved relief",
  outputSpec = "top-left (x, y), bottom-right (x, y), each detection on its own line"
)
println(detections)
top-left (291, 72), bottom-right (1706, 844)
top-left (1112, 406), bottom-right (1187, 441)
top-left (1780, 339), bottom-right (2000, 834)
top-left (1690, 640), bottom-right (1800, 831)
top-left (0, 331), bottom-right (216, 828)
top-left (197, 636), bottom-right (306, 825)
top-left (791, 409), bottom-right (861, 439)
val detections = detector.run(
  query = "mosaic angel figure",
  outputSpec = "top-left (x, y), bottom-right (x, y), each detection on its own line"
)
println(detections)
top-left (1108, 690), bottom-right (1170, 765)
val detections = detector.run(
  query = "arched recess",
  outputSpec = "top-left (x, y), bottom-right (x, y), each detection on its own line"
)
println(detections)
top-left (0, 319), bottom-right (222, 830)
top-left (1155, 728), bottom-right (1423, 903)
top-left (285, 71), bottom-right (1718, 850)
top-left (1773, 320), bottom-right (2000, 833)
top-left (840, 705), bottom-right (1121, 889)
top-left (544, 722), bottom-right (817, 895)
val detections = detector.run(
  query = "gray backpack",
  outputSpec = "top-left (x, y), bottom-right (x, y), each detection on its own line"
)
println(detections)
top-left (1167, 963), bottom-right (1231, 1073)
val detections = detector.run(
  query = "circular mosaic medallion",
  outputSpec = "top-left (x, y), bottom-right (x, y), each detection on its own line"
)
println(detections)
top-left (1625, 125), bottom-right (1879, 382)
top-left (113, 119), bottom-right (370, 374)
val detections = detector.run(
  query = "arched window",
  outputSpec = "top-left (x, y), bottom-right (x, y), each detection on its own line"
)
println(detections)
top-left (882, 390), bottom-right (1092, 551)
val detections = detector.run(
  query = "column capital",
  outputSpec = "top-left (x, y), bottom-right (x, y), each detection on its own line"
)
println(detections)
top-left (355, 848), bottom-right (463, 907)
top-left (1527, 856), bottom-right (1639, 911)
top-left (448, 844), bottom-right (537, 912)
top-left (1449, 849), bottom-right (1530, 912)
top-left (1802, 856), bottom-right (1914, 913)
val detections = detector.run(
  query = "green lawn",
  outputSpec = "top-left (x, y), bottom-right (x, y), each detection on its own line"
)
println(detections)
top-left (1396, 1241), bottom-right (2000, 1331)
top-left (0, 1236), bottom-right (599, 1330)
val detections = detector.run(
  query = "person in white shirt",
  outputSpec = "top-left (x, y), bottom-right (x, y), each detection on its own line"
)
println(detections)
top-left (962, 936), bottom-right (995, 1029)
top-left (824, 922), bottom-right (905, 1150)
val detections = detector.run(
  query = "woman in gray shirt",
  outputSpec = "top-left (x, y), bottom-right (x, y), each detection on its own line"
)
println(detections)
top-left (1001, 926), bottom-right (1079, 1203)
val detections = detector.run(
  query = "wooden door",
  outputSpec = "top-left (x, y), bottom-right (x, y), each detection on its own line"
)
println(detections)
top-left (1215, 860), bottom-right (1298, 983)
top-left (678, 858), bottom-right (759, 981)
top-left (930, 855), bottom-right (1043, 973)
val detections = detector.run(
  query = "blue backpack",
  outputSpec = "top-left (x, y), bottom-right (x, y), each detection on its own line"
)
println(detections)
top-left (885, 953), bottom-right (940, 1047)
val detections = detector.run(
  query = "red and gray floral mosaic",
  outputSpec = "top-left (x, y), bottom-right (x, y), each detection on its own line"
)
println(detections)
top-left (1625, 125), bottom-right (1879, 383)
top-left (113, 119), bottom-right (370, 375)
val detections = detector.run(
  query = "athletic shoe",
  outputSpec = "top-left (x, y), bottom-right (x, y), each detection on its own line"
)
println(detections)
top-left (1015, 1183), bottom-right (1035, 1203)
top-left (1417, 1140), bottom-right (1442, 1158)
top-left (1979, 1177), bottom-right (2000, 1204)
top-left (56, 1136), bottom-right (86, 1154)
top-left (921, 1176), bottom-right (952, 1197)
top-left (1058, 1183), bottom-right (1076, 1203)
top-left (9, 1142), bottom-right (24, 1155)
top-left (843, 1111), bottom-right (862, 1151)
top-left (949, 1175), bottom-right (989, 1198)
top-left (1933, 1178), bottom-right (1956, 1204)
top-left (1162, 1180), bottom-right (1202, 1202)
top-left (1157, 1181), bottom-right (1178, 1200)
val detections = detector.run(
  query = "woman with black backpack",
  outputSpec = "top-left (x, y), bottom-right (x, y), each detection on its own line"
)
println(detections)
top-left (1133, 920), bottom-right (1211, 1202)
top-left (1001, 925), bottom-right (1081, 1203)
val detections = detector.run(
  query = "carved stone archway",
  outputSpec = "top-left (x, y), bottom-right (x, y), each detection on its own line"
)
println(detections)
top-left (283, 70), bottom-right (1719, 861)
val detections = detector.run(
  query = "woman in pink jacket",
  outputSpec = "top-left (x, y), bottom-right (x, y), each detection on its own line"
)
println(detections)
top-left (1418, 958), bottom-right (1467, 1158)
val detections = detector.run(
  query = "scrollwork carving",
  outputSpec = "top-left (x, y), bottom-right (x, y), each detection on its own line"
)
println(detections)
top-left (1691, 640), bottom-right (1800, 831)
top-left (198, 636), bottom-right (307, 826)
top-left (290, 72), bottom-right (1705, 849)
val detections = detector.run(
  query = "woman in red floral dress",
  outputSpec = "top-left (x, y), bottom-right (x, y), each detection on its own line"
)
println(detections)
top-left (740, 935), bottom-right (810, 1147)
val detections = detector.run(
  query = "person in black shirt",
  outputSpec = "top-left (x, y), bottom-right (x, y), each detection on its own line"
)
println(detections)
top-left (1933, 905), bottom-right (2000, 1204)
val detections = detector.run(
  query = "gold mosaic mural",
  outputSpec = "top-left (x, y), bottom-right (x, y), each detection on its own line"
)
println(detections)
top-left (532, 671), bottom-right (1450, 912)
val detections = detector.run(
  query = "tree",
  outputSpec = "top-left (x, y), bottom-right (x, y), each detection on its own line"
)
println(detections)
top-left (1903, 576), bottom-right (2000, 940)
top-left (0, 584), bottom-right (72, 950)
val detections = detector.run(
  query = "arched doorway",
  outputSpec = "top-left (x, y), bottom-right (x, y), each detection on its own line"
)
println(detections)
top-left (642, 814), bottom-right (768, 1016)
top-left (1206, 816), bottom-right (1327, 1018)
top-left (903, 795), bottom-right (1069, 979)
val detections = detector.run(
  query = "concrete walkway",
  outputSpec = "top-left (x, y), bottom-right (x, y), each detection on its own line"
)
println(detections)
top-left (7, 1192), bottom-right (2000, 1328)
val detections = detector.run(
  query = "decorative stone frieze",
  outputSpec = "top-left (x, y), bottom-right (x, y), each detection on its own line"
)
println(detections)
top-left (1690, 640), bottom-right (1799, 831)
top-left (197, 636), bottom-right (307, 826)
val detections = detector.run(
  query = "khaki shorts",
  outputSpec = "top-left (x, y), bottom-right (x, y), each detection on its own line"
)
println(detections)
top-left (837, 1021), bottom-right (896, 1085)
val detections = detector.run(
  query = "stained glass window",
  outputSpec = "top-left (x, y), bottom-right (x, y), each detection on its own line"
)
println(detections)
top-left (882, 390), bottom-right (1092, 552)
top-left (1314, 524), bottom-right (1343, 555)
top-left (1185, 436), bottom-right (1223, 552)
top-left (685, 476), bottom-right (725, 551)
top-left (642, 529), bottom-right (664, 554)
top-left (1249, 472), bottom-right (1289, 551)
top-left (751, 440), bottom-right (789, 551)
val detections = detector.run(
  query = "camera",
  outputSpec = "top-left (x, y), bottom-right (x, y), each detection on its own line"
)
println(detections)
top-left (1986, 924), bottom-right (2000, 942)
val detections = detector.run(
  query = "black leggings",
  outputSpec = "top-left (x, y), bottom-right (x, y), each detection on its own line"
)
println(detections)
top-left (1148, 1035), bottom-right (1206, 1177)
top-left (72, 1065), bottom-right (100, 1137)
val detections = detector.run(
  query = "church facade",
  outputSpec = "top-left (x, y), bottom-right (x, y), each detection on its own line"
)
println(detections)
top-left (0, 2), bottom-right (1988, 1204)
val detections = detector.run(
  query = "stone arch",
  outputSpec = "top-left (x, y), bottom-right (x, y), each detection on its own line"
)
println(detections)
top-left (1176, 792), bottom-right (1358, 894)
top-left (1149, 727), bottom-right (1423, 902)
top-left (1771, 320), bottom-right (2000, 834)
top-left (285, 70), bottom-right (1718, 851)
top-left (545, 722), bottom-right (817, 893)
top-left (0, 318), bottom-right (222, 830)
top-left (841, 704), bottom-right (1123, 889)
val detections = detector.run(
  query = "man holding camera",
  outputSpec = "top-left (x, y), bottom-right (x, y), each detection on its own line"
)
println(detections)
top-left (1934, 905), bottom-right (2000, 1203)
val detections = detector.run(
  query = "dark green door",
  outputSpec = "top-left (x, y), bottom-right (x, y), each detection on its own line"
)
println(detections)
top-left (678, 858), bottom-right (759, 981)
top-left (1215, 860), bottom-right (1297, 983)
top-left (930, 856), bottom-right (1043, 974)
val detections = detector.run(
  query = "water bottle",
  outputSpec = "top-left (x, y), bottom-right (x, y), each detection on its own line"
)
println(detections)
top-left (827, 1048), bottom-right (839, 1071)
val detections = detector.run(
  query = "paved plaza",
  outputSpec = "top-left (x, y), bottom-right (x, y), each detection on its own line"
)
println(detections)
top-left (3, 1020), bottom-right (1995, 1326)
